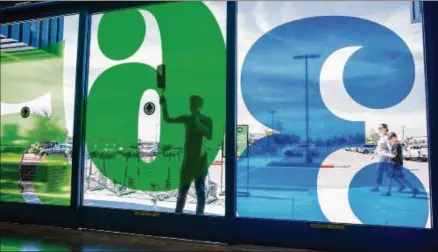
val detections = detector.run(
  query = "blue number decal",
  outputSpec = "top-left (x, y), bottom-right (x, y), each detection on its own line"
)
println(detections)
top-left (237, 16), bottom-right (428, 227)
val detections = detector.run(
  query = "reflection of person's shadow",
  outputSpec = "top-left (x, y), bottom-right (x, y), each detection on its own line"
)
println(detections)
top-left (160, 95), bottom-right (212, 215)
top-left (392, 191), bottom-right (428, 200)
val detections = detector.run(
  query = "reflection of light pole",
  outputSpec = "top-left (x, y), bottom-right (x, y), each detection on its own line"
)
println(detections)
top-left (293, 54), bottom-right (320, 163)
top-left (276, 122), bottom-right (284, 132)
top-left (268, 110), bottom-right (277, 129)
top-left (268, 110), bottom-right (277, 154)
top-left (401, 126), bottom-right (405, 142)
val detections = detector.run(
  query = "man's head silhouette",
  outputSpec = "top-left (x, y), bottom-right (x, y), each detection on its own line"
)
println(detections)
top-left (190, 95), bottom-right (204, 114)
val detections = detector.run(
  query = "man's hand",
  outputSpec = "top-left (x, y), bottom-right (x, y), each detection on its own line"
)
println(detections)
top-left (194, 113), bottom-right (203, 128)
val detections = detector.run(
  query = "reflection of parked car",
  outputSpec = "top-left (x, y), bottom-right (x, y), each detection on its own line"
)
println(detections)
top-left (38, 142), bottom-right (57, 150)
top-left (400, 143), bottom-right (405, 150)
top-left (350, 146), bottom-right (360, 152)
top-left (402, 147), bottom-right (410, 159)
top-left (403, 145), bottom-right (426, 161)
top-left (419, 147), bottom-right (428, 162)
top-left (41, 144), bottom-right (72, 156)
top-left (139, 142), bottom-right (158, 157)
top-left (281, 144), bottom-right (317, 157)
top-left (358, 144), bottom-right (376, 154)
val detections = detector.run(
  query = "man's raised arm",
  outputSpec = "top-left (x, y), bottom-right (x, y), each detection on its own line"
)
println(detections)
top-left (160, 95), bottom-right (186, 124)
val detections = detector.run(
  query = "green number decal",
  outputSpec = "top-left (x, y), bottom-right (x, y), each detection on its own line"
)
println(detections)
top-left (86, 2), bottom-right (226, 191)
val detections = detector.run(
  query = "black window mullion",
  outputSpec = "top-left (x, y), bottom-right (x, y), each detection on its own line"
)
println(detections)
top-left (225, 1), bottom-right (238, 220)
top-left (70, 9), bottom-right (92, 227)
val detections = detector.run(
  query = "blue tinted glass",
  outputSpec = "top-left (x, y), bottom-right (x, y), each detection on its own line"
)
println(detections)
top-left (236, 1), bottom-right (431, 229)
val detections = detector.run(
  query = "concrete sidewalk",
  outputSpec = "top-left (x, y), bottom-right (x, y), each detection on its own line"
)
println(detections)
top-left (1, 222), bottom-right (318, 251)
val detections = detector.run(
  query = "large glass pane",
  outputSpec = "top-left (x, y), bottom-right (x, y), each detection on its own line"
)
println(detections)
top-left (0, 15), bottom-right (79, 205)
top-left (82, 2), bottom-right (227, 216)
top-left (236, 1), bottom-right (432, 228)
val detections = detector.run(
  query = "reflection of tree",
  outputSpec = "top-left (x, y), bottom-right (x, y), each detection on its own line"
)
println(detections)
top-left (88, 140), bottom-right (118, 173)
top-left (264, 128), bottom-right (275, 154)
top-left (34, 109), bottom-right (51, 118)
top-left (28, 143), bottom-right (42, 155)
top-left (158, 144), bottom-right (183, 190)
top-left (315, 138), bottom-right (325, 146)
top-left (366, 129), bottom-right (380, 144)
top-left (272, 134), bottom-right (300, 146)
top-left (322, 133), bottom-right (364, 146)
top-left (27, 115), bottom-right (67, 144)
top-left (118, 143), bottom-right (139, 186)
top-left (345, 133), bottom-right (365, 145)
top-left (1, 124), bottom-right (30, 153)
top-left (331, 135), bottom-right (347, 145)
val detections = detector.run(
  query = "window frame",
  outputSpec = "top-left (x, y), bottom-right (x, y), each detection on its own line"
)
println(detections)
top-left (0, 1), bottom-right (437, 251)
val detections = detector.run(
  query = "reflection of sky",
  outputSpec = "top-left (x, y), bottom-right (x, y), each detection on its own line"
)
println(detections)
top-left (241, 15), bottom-right (415, 139)
top-left (236, 1), bottom-right (427, 139)
top-left (2, 1), bottom-right (426, 140)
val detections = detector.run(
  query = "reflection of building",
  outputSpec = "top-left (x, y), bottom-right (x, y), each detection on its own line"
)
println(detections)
top-left (1, 17), bottom-right (64, 52)
top-left (407, 136), bottom-right (427, 144)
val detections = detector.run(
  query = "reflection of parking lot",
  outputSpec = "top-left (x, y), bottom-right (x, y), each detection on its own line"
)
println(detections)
top-left (83, 158), bottom-right (226, 215)
top-left (324, 150), bottom-right (429, 190)
top-left (237, 149), bottom-right (430, 191)
top-left (236, 150), bottom-right (431, 228)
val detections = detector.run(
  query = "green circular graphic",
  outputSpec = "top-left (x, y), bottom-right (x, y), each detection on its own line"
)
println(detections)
top-left (98, 9), bottom-right (146, 60)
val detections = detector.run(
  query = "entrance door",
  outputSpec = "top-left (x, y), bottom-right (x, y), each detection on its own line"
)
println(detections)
top-left (80, 1), bottom-right (230, 240)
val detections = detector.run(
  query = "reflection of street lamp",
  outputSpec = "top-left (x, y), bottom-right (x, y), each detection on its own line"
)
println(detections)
top-left (268, 110), bottom-right (277, 153)
top-left (293, 54), bottom-right (320, 163)
top-left (401, 125), bottom-right (406, 142)
top-left (276, 122), bottom-right (284, 132)
top-left (268, 110), bottom-right (277, 129)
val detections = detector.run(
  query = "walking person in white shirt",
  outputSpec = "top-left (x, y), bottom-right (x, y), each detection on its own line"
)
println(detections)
top-left (370, 123), bottom-right (403, 192)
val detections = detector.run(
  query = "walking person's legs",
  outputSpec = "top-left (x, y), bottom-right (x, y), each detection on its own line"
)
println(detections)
top-left (194, 173), bottom-right (207, 215)
top-left (381, 177), bottom-right (393, 196)
top-left (176, 165), bottom-right (192, 214)
top-left (392, 165), bottom-right (406, 192)
top-left (371, 159), bottom-right (388, 191)
top-left (398, 178), bottom-right (419, 197)
top-left (391, 167), bottom-right (418, 197)
top-left (395, 179), bottom-right (406, 192)
top-left (175, 184), bottom-right (190, 213)
top-left (376, 164), bottom-right (384, 188)
top-left (382, 163), bottom-right (395, 196)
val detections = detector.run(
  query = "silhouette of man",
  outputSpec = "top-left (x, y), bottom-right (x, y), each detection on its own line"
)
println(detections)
top-left (160, 94), bottom-right (212, 215)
